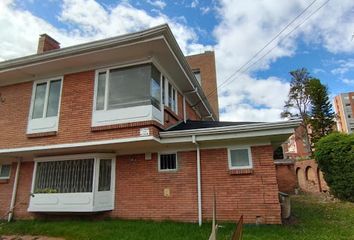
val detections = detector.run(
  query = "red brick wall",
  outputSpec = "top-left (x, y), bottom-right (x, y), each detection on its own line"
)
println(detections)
top-left (186, 51), bottom-right (219, 119)
top-left (295, 160), bottom-right (329, 193)
top-left (2, 145), bottom-right (281, 224)
top-left (200, 146), bottom-right (281, 224)
top-left (275, 163), bottom-right (297, 194)
top-left (0, 70), bottom-right (202, 149)
top-left (111, 152), bottom-right (198, 222)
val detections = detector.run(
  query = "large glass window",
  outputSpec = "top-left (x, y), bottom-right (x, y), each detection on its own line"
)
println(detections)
top-left (150, 65), bottom-right (161, 110)
top-left (34, 159), bottom-right (94, 193)
top-left (31, 79), bottom-right (62, 119)
top-left (95, 63), bottom-right (162, 111)
top-left (228, 148), bottom-right (252, 169)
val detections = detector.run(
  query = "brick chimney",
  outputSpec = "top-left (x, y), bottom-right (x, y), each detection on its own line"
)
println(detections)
top-left (37, 34), bottom-right (60, 54)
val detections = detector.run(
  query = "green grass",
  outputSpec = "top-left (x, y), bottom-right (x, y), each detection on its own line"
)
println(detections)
top-left (0, 194), bottom-right (353, 240)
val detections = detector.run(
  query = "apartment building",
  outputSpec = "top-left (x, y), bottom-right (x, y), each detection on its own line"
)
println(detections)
top-left (334, 92), bottom-right (354, 133)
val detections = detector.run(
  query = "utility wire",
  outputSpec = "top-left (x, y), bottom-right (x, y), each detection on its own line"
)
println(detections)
top-left (194, 0), bottom-right (330, 109)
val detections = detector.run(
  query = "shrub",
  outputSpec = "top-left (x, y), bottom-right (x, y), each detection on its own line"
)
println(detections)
top-left (315, 133), bottom-right (354, 202)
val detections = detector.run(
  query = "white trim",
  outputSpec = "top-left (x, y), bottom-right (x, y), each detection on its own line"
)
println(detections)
top-left (158, 152), bottom-right (178, 172)
top-left (29, 153), bottom-right (116, 213)
top-left (227, 146), bottom-right (253, 170)
top-left (0, 136), bottom-right (160, 154)
top-left (0, 164), bottom-right (12, 180)
top-left (27, 76), bottom-right (63, 134)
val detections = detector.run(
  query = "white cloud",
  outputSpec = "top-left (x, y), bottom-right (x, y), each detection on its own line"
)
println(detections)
top-left (191, 0), bottom-right (199, 8)
top-left (146, 0), bottom-right (166, 10)
top-left (200, 6), bottom-right (210, 15)
top-left (214, 0), bottom-right (354, 122)
top-left (342, 78), bottom-right (354, 86)
top-left (331, 59), bottom-right (354, 76)
top-left (0, 0), bottom-right (210, 60)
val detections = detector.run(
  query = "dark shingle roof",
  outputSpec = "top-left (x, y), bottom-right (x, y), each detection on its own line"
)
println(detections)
top-left (167, 120), bottom-right (262, 131)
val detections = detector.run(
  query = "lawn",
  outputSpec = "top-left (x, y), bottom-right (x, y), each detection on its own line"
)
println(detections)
top-left (0, 194), bottom-right (353, 240)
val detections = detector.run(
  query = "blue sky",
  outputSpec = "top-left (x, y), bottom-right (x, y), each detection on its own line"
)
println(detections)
top-left (1, 0), bottom-right (354, 121)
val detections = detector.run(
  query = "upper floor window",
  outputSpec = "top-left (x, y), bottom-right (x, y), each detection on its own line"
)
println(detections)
top-left (94, 64), bottom-right (161, 111)
top-left (27, 78), bottom-right (63, 134)
top-left (193, 69), bottom-right (201, 85)
top-left (0, 164), bottom-right (11, 179)
top-left (31, 79), bottom-right (62, 119)
top-left (228, 147), bottom-right (253, 170)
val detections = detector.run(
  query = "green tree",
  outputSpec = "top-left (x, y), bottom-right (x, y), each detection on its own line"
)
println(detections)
top-left (281, 68), bottom-right (312, 154)
top-left (315, 133), bottom-right (354, 202)
top-left (307, 79), bottom-right (336, 144)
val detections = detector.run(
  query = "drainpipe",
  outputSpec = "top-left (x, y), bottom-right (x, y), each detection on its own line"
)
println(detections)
top-left (8, 158), bottom-right (21, 222)
top-left (183, 96), bottom-right (187, 123)
top-left (192, 135), bottom-right (202, 226)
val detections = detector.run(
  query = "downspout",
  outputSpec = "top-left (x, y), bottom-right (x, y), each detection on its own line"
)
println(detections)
top-left (192, 135), bottom-right (202, 226)
top-left (8, 158), bottom-right (21, 222)
top-left (183, 96), bottom-right (187, 123)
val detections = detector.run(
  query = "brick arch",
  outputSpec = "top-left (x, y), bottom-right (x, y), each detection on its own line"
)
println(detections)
top-left (296, 167), bottom-right (306, 189)
top-left (305, 166), bottom-right (316, 182)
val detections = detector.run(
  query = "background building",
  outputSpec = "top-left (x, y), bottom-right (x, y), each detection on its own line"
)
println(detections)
top-left (334, 92), bottom-right (354, 133)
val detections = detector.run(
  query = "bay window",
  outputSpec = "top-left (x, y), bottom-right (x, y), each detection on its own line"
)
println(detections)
top-left (27, 78), bottom-right (63, 134)
top-left (29, 154), bottom-right (115, 212)
top-left (92, 63), bottom-right (163, 126)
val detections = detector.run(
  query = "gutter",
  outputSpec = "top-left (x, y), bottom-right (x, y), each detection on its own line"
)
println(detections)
top-left (160, 120), bottom-right (301, 138)
top-left (8, 159), bottom-right (21, 222)
top-left (192, 135), bottom-right (202, 226)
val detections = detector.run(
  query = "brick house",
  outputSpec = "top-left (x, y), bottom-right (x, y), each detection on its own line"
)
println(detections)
top-left (0, 24), bottom-right (299, 225)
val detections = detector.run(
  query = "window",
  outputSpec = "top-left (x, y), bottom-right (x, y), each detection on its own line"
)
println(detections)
top-left (29, 154), bottom-right (116, 213)
top-left (0, 164), bottom-right (11, 179)
top-left (28, 78), bottom-right (63, 134)
top-left (94, 63), bottom-right (162, 111)
top-left (159, 153), bottom-right (177, 171)
top-left (193, 69), bottom-right (201, 85)
top-left (150, 65), bottom-right (161, 110)
top-left (228, 147), bottom-right (253, 169)
top-left (168, 83), bottom-right (177, 113)
top-left (162, 76), bottom-right (165, 105)
top-left (34, 159), bottom-right (94, 193)
top-left (31, 79), bottom-right (62, 119)
top-left (98, 159), bottom-right (112, 191)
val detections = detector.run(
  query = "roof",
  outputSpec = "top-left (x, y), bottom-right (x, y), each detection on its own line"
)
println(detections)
top-left (0, 24), bottom-right (216, 120)
top-left (167, 120), bottom-right (262, 131)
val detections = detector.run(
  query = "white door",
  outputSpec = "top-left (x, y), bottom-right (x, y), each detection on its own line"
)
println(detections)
top-left (94, 158), bottom-right (115, 211)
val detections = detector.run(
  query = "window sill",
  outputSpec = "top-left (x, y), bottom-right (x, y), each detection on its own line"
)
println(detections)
top-left (27, 131), bottom-right (57, 138)
top-left (229, 168), bottom-right (254, 175)
top-left (0, 179), bottom-right (10, 184)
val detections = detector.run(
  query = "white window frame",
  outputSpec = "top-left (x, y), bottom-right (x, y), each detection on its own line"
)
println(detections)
top-left (164, 80), bottom-right (178, 114)
top-left (0, 164), bottom-right (11, 180)
top-left (158, 152), bottom-right (178, 172)
top-left (227, 146), bottom-right (253, 170)
top-left (91, 61), bottom-right (164, 127)
top-left (27, 77), bottom-right (63, 134)
top-left (29, 153), bottom-right (116, 212)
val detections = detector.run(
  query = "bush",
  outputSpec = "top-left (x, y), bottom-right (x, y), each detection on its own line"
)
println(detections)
top-left (315, 133), bottom-right (354, 202)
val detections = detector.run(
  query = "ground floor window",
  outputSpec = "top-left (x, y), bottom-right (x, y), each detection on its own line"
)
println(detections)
top-left (34, 159), bottom-right (94, 193)
top-left (0, 164), bottom-right (11, 179)
top-left (228, 147), bottom-right (253, 169)
top-left (33, 154), bottom-right (115, 194)
top-left (159, 153), bottom-right (177, 171)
